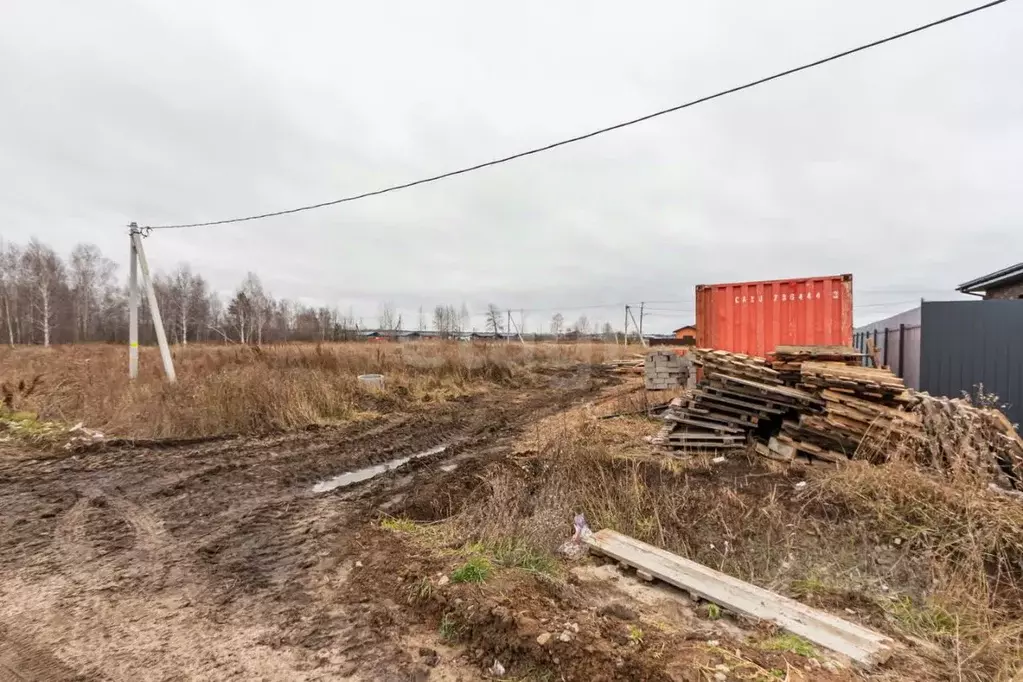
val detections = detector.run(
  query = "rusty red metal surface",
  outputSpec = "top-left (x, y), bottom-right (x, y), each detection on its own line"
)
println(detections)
top-left (695, 274), bottom-right (853, 357)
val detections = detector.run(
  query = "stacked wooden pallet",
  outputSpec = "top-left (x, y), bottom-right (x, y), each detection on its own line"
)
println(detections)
top-left (771, 362), bottom-right (922, 463)
top-left (771, 345), bottom-right (863, 384)
top-left (661, 350), bottom-right (822, 452)
top-left (691, 348), bottom-right (782, 385)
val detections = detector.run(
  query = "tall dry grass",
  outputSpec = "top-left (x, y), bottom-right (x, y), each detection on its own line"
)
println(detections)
top-left (442, 403), bottom-right (1023, 681)
top-left (0, 341), bottom-right (627, 439)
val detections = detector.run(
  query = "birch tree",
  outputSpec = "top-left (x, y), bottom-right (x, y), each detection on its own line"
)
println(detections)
top-left (485, 304), bottom-right (504, 336)
top-left (22, 239), bottom-right (65, 346)
top-left (0, 240), bottom-right (20, 345)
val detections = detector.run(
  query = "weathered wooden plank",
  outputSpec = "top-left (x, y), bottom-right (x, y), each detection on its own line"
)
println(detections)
top-left (662, 415), bottom-right (744, 433)
top-left (585, 530), bottom-right (894, 666)
top-left (695, 389), bottom-right (787, 415)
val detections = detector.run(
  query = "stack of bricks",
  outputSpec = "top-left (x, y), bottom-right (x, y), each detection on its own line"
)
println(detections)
top-left (644, 350), bottom-right (688, 390)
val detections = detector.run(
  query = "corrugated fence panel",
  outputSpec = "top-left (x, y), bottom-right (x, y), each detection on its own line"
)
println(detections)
top-left (920, 301), bottom-right (1023, 430)
top-left (851, 307), bottom-right (922, 390)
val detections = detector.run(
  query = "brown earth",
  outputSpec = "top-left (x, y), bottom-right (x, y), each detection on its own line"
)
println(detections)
top-left (0, 366), bottom-right (615, 681)
top-left (0, 365), bottom-right (871, 681)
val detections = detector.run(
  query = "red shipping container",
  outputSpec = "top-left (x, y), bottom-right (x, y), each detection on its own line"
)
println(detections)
top-left (695, 274), bottom-right (853, 357)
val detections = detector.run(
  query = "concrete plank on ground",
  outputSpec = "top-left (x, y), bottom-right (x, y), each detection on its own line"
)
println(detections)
top-left (584, 529), bottom-right (894, 667)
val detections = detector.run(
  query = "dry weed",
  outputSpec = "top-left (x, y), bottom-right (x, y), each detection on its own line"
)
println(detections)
top-left (442, 399), bottom-right (1023, 680)
top-left (0, 341), bottom-right (628, 439)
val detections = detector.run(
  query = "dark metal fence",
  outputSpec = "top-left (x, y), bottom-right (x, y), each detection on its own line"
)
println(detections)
top-left (919, 301), bottom-right (1023, 429)
top-left (852, 323), bottom-right (921, 389)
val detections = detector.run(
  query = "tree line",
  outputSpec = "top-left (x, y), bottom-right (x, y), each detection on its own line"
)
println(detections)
top-left (0, 237), bottom-right (368, 346)
top-left (1, 237), bottom-right (619, 346)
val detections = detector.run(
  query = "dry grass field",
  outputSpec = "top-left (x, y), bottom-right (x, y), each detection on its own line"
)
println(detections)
top-left (0, 341), bottom-right (629, 439)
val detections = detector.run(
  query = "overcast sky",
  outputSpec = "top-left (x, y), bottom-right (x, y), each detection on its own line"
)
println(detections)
top-left (1, 0), bottom-right (1020, 332)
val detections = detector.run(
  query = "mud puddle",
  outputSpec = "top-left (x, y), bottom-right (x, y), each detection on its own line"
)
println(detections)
top-left (312, 445), bottom-right (448, 493)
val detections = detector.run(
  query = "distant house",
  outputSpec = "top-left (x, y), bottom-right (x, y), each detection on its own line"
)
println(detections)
top-left (957, 262), bottom-right (1023, 300)
top-left (672, 325), bottom-right (697, 345)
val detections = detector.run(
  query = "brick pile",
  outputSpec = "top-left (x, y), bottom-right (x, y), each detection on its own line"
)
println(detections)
top-left (644, 350), bottom-right (690, 390)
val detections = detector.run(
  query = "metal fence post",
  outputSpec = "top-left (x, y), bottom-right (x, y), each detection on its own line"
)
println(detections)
top-left (883, 328), bottom-right (889, 368)
top-left (898, 323), bottom-right (906, 379)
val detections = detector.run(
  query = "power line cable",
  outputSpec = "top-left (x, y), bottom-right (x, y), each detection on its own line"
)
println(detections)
top-left (143, 0), bottom-right (1006, 231)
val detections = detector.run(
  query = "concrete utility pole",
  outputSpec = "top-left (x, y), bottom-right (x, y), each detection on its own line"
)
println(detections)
top-left (128, 229), bottom-right (140, 379)
top-left (623, 305), bottom-right (630, 346)
top-left (508, 312), bottom-right (526, 346)
top-left (639, 301), bottom-right (645, 340)
top-left (506, 310), bottom-right (511, 343)
top-left (128, 223), bottom-right (176, 382)
top-left (627, 306), bottom-right (647, 348)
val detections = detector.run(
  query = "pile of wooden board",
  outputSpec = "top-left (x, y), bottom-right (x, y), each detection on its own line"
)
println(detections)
top-left (690, 348), bottom-right (782, 385)
top-left (660, 350), bottom-right (822, 452)
top-left (913, 393), bottom-right (1023, 489)
top-left (771, 345), bottom-right (863, 384)
top-left (653, 346), bottom-right (1023, 488)
top-left (605, 355), bottom-right (644, 375)
top-left (769, 361), bottom-right (923, 464)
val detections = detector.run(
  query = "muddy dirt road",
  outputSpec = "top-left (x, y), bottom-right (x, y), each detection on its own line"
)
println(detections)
top-left (0, 368), bottom-right (610, 681)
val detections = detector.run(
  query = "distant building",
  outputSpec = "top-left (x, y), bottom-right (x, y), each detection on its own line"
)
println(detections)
top-left (671, 325), bottom-right (697, 345)
top-left (957, 262), bottom-right (1023, 300)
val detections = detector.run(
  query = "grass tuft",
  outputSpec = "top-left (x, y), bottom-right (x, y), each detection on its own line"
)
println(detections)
top-left (380, 516), bottom-right (419, 533)
top-left (758, 633), bottom-right (817, 658)
top-left (438, 612), bottom-right (461, 641)
top-left (450, 555), bottom-right (492, 584)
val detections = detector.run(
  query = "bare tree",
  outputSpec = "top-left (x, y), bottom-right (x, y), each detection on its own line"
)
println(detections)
top-left (378, 301), bottom-right (398, 331)
top-left (459, 302), bottom-right (471, 334)
top-left (68, 243), bottom-right (115, 343)
top-left (226, 291), bottom-right (251, 343)
top-left (550, 312), bottom-right (564, 337)
top-left (485, 304), bottom-right (504, 336)
top-left (165, 263), bottom-right (203, 345)
top-left (433, 304), bottom-right (457, 338)
top-left (22, 238), bottom-right (65, 346)
top-left (238, 273), bottom-right (272, 344)
top-left (574, 315), bottom-right (590, 335)
top-left (417, 306), bottom-right (426, 332)
top-left (0, 239), bottom-right (21, 345)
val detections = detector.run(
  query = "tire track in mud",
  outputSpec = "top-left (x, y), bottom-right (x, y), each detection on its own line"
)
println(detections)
top-left (0, 629), bottom-right (87, 682)
top-left (52, 487), bottom-right (167, 568)
top-left (0, 369), bottom-right (620, 681)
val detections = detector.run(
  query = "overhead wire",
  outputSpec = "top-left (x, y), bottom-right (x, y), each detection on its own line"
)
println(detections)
top-left (142, 0), bottom-right (1006, 230)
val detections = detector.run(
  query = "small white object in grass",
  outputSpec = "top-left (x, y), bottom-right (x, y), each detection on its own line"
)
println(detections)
top-left (794, 481), bottom-right (808, 489)
top-left (572, 514), bottom-right (593, 541)
top-left (437, 575), bottom-right (449, 586)
top-left (712, 456), bottom-right (726, 464)
top-left (706, 640), bottom-right (720, 647)
top-left (488, 659), bottom-right (506, 677)
top-left (355, 560), bottom-right (363, 568)
top-left (893, 537), bottom-right (903, 546)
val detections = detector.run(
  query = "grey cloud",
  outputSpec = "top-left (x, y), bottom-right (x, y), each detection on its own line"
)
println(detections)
top-left (2, 0), bottom-right (1020, 332)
